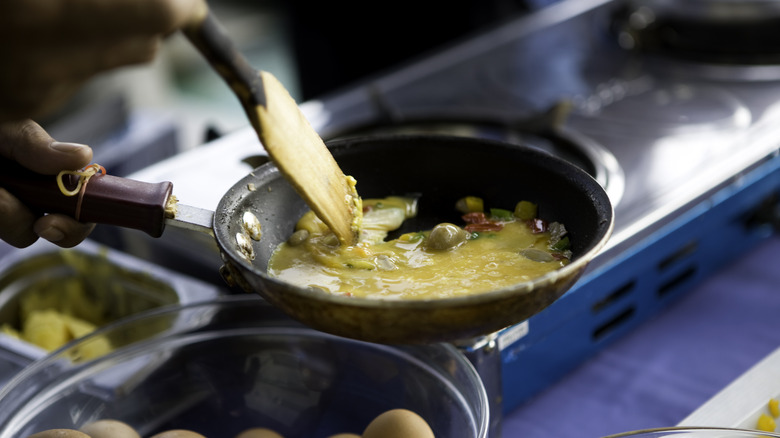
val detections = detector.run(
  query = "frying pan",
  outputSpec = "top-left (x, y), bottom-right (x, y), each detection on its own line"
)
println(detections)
top-left (0, 133), bottom-right (613, 344)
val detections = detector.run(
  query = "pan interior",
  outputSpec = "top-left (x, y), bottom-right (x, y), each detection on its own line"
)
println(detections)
top-left (215, 134), bottom-right (612, 295)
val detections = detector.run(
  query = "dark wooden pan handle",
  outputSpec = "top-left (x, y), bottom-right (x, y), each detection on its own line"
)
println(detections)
top-left (0, 159), bottom-right (172, 237)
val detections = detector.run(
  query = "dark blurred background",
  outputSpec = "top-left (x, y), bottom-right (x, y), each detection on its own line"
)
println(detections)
top-left (36, 0), bottom-right (558, 154)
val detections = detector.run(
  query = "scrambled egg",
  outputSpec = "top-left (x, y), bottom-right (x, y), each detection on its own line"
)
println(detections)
top-left (269, 196), bottom-right (571, 299)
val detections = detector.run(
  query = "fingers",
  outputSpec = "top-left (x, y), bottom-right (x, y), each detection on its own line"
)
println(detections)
top-left (10, 37), bottom-right (161, 84)
top-left (0, 0), bottom-right (207, 121)
top-left (0, 0), bottom-right (207, 37)
top-left (0, 82), bottom-right (83, 123)
top-left (0, 120), bottom-right (93, 174)
top-left (0, 120), bottom-right (95, 248)
top-left (33, 214), bottom-right (96, 248)
top-left (0, 191), bottom-right (93, 249)
top-left (0, 188), bottom-right (38, 247)
top-left (0, 37), bottom-right (159, 121)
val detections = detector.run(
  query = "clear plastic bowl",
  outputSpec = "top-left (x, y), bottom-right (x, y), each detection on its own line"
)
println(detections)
top-left (603, 427), bottom-right (780, 438)
top-left (0, 295), bottom-right (488, 438)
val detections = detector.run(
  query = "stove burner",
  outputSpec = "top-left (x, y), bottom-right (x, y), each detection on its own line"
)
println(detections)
top-left (613, 0), bottom-right (780, 68)
top-left (572, 81), bottom-right (752, 134)
top-left (324, 118), bottom-right (625, 206)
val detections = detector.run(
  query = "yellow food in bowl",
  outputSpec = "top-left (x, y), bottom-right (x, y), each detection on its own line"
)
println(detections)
top-left (1, 284), bottom-right (113, 359)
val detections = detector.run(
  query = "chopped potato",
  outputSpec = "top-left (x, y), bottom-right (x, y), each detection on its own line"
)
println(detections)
top-left (7, 308), bottom-right (112, 359)
top-left (23, 310), bottom-right (70, 352)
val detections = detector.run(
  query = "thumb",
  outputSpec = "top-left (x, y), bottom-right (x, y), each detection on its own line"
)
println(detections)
top-left (0, 119), bottom-right (93, 174)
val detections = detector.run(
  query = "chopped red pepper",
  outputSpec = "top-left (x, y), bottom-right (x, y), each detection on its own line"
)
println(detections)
top-left (529, 218), bottom-right (547, 233)
top-left (465, 222), bottom-right (504, 232)
top-left (462, 212), bottom-right (490, 224)
top-left (463, 212), bottom-right (504, 232)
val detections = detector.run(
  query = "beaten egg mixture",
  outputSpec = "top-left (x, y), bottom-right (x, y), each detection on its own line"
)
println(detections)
top-left (268, 196), bottom-right (571, 299)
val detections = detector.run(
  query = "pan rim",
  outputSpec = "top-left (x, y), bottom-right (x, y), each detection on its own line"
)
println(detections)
top-left (217, 133), bottom-right (614, 310)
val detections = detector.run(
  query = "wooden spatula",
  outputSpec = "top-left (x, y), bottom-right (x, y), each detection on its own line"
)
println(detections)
top-left (182, 7), bottom-right (361, 246)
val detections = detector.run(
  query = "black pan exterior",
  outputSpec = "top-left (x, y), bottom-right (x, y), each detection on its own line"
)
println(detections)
top-left (215, 135), bottom-right (614, 344)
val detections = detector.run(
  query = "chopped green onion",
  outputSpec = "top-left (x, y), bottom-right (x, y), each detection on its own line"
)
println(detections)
top-left (551, 236), bottom-right (570, 251)
top-left (490, 208), bottom-right (514, 220)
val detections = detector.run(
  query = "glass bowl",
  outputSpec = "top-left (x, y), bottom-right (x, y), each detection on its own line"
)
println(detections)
top-left (0, 295), bottom-right (488, 438)
top-left (604, 427), bottom-right (780, 438)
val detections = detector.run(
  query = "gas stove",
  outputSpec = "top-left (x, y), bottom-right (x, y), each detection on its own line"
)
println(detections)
top-left (125, 0), bottom-right (780, 434)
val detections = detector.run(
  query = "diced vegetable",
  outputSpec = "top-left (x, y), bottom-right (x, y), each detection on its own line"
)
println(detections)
top-left (529, 218), bottom-right (546, 233)
top-left (462, 212), bottom-right (504, 232)
top-left (465, 222), bottom-right (504, 232)
top-left (455, 196), bottom-right (484, 213)
top-left (551, 236), bottom-right (570, 251)
top-left (490, 208), bottom-right (514, 221)
top-left (462, 212), bottom-right (488, 223)
top-left (514, 201), bottom-right (537, 220)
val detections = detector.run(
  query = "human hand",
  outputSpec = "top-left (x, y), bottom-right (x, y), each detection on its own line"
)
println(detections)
top-left (0, 0), bottom-right (207, 248)
top-left (0, 120), bottom-right (94, 248)
top-left (0, 0), bottom-right (206, 122)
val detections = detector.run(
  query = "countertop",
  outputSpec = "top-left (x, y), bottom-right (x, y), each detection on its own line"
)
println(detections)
top-left (501, 234), bottom-right (780, 437)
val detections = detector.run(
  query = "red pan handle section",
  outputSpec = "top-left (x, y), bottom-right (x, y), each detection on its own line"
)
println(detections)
top-left (0, 159), bottom-right (172, 237)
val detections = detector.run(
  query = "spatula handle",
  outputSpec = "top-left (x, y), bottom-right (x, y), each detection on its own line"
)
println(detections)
top-left (182, 9), bottom-right (265, 128)
top-left (0, 159), bottom-right (172, 237)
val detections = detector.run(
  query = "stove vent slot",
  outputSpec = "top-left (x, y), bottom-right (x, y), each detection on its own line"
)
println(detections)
top-left (657, 241), bottom-right (698, 270)
top-left (591, 280), bottom-right (635, 313)
top-left (592, 306), bottom-right (636, 341)
top-left (658, 266), bottom-right (698, 298)
top-left (656, 239), bottom-right (699, 298)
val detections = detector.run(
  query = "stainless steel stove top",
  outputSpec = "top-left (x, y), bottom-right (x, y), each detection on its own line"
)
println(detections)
top-left (283, 0), bottom-right (780, 270)
top-left (129, 0), bottom-right (780, 312)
